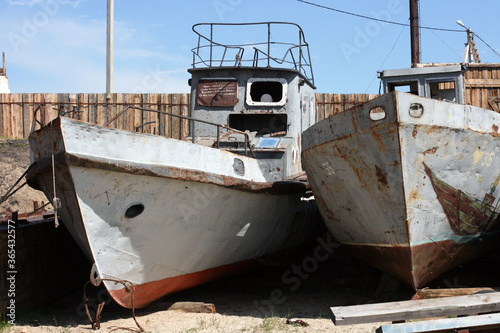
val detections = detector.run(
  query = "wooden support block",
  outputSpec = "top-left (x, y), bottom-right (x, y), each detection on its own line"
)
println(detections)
top-left (165, 301), bottom-right (216, 314)
top-left (376, 313), bottom-right (500, 333)
top-left (330, 292), bottom-right (500, 326)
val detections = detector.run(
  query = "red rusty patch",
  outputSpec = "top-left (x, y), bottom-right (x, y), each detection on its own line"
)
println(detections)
top-left (493, 124), bottom-right (499, 133)
top-left (344, 233), bottom-right (500, 289)
top-left (423, 147), bottom-right (437, 155)
top-left (375, 165), bottom-right (388, 187)
top-left (423, 163), bottom-right (500, 235)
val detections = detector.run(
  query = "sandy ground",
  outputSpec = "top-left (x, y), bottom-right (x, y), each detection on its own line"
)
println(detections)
top-left (2, 138), bottom-right (499, 332)
top-left (5, 251), bottom-right (406, 333)
top-left (0, 139), bottom-right (52, 217)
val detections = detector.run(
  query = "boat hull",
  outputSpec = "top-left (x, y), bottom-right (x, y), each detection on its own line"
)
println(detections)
top-left (302, 91), bottom-right (500, 289)
top-left (27, 117), bottom-right (323, 308)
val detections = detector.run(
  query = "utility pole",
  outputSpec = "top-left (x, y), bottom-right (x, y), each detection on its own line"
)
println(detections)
top-left (409, 0), bottom-right (420, 66)
top-left (106, 0), bottom-right (114, 93)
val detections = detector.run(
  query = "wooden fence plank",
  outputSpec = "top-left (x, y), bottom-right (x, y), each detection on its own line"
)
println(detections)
top-left (171, 93), bottom-right (181, 140)
top-left (0, 94), bottom-right (4, 137)
top-left (68, 93), bottom-right (77, 119)
top-left (115, 93), bottom-right (125, 130)
top-left (96, 94), bottom-right (106, 126)
top-left (162, 94), bottom-right (171, 138)
top-left (180, 93), bottom-right (189, 139)
top-left (22, 93), bottom-right (33, 138)
top-left (132, 94), bottom-right (142, 132)
top-left (78, 93), bottom-right (87, 122)
top-left (88, 93), bottom-right (97, 125)
top-left (32, 93), bottom-right (44, 131)
top-left (12, 94), bottom-right (22, 138)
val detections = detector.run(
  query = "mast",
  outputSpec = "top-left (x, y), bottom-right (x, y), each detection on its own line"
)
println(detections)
top-left (409, 0), bottom-right (420, 66)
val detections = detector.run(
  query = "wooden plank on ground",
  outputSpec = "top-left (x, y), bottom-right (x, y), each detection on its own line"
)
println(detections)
top-left (165, 301), bottom-right (216, 314)
top-left (376, 313), bottom-right (500, 333)
top-left (330, 291), bottom-right (500, 326)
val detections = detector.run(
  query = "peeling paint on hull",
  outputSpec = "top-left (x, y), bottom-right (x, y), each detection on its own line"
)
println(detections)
top-left (302, 91), bottom-right (500, 289)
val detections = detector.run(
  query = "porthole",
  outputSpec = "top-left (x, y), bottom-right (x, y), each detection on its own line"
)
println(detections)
top-left (409, 103), bottom-right (424, 118)
top-left (369, 106), bottom-right (386, 121)
top-left (125, 203), bottom-right (144, 219)
top-left (233, 158), bottom-right (245, 176)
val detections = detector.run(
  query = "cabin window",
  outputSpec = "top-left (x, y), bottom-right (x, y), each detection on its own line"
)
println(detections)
top-left (427, 79), bottom-right (457, 102)
top-left (387, 81), bottom-right (419, 95)
top-left (228, 114), bottom-right (287, 136)
top-left (197, 79), bottom-right (238, 106)
top-left (246, 78), bottom-right (287, 106)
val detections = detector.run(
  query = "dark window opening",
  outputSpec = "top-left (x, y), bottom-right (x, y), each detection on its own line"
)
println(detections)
top-left (125, 204), bottom-right (145, 219)
top-left (387, 81), bottom-right (419, 95)
top-left (429, 80), bottom-right (457, 102)
top-left (249, 81), bottom-right (283, 103)
top-left (229, 114), bottom-right (287, 136)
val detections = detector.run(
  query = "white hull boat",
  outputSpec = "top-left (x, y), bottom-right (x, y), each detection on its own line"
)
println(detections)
top-left (27, 22), bottom-right (323, 308)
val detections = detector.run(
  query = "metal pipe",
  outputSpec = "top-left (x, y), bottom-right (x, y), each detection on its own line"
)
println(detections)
top-left (410, 0), bottom-right (420, 65)
top-left (106, 0), bottom-right (114, 93)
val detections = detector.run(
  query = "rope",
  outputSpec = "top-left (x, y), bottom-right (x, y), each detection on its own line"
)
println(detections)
top-left (0, 168), bottom-right (29, 205)
top-left (50, 121), bottom-right (60, 228)
top-left (83, 265), bottom-right (144, 332)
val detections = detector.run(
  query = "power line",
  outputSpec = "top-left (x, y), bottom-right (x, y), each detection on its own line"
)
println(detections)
top-left (297, 0), bottom-right (463, 33)
top-left (473, 33), bottom-right (500, 58)
top-left (364, 20), bottom-right (408, 93)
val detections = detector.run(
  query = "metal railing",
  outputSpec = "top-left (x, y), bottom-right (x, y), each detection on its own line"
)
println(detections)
top-left (105, 105), bottom-right (256, 158)
top-left (191, 22), bottom-right (314, 85)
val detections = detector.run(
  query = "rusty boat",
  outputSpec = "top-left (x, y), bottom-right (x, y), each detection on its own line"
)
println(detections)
top-left (26, 22), bottom-right (323, 308)
top-left (302, 64), bottom-right (500, 289)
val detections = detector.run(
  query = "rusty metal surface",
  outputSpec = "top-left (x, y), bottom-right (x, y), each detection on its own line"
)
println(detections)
top-left (197, 80), bottom-right (238, 106)
top-left (302, 91), bottom-right (500, 288)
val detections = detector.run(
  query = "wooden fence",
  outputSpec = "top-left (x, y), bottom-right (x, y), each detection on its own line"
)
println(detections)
top-left (464, 63), bottom-right (500, 112)
top-left (0, 93), bottom-right (190, 139)
top-left (0, 93), bottom-right (377, 139)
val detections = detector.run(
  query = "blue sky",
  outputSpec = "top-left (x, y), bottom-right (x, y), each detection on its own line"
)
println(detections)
top-left (1, 0), bottom-right (499, 94)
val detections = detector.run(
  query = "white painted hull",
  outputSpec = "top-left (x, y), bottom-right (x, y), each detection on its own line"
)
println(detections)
top-left (28, 117), bottom-right (322, 307)
top-left (302, 91), bottom-right (500, 288)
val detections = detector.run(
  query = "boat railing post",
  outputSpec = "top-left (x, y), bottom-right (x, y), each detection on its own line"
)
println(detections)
top-left (192, 119), bottom-right (196, 143)
top-left (217, 125), bottom-right (220, 148)
top-left (209, 24), bottom-right (213, 67)
top-left (244, 135), bottom-right (248, 156)
top-left (267, 22), bottom-right (271, 67)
